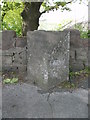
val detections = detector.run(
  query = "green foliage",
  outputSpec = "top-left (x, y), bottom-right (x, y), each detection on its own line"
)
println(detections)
top-left (57, 19), bottom-right (72, 31)
top-left (84, 67), bottom-right (90, 74)
top-left (1, 2), bottom-right (24, 36)
top-left (88, 30), bottom-right (90, 38)
top-left (42, 1), bottom-right (71, 13)
top-left (69, 67), bottom-right (89, 79)
top-left (3, 78), bottom-right (18, 84)
top-left (57, 20), bottom-right (88, 39)
top-left (2, 9), bottom-right (23, 36)
top-left (1, 0), bottom-right (86, 36)
top-left (74, 23), bottom-right (88, 38)
top-left (3, 78), bottom-right (11, 84)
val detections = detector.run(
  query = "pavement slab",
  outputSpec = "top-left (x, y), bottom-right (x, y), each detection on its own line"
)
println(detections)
top-left (1, 82), bottom-right (88, 118)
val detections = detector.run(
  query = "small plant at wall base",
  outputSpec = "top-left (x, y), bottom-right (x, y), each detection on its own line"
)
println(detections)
top-left (69, 67), bottom-right (89, 78)
top-left (3, 78), bottom-right (18, 84)
top-left (68, 67), bottom-right (89, 89)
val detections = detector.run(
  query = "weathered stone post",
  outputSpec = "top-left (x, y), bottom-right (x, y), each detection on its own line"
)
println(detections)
top-left (27, 31), bottom-right (70, 90)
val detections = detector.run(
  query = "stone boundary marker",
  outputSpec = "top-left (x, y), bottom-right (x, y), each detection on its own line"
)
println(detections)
top-left (27, 31), bottom-right (70, 90)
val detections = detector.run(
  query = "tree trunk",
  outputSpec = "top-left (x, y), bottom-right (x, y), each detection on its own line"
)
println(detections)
top-left (21, 2), bottom-right (42, 36)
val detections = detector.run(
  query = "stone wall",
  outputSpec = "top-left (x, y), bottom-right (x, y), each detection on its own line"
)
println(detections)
top-left (64, 29), bottom-right (88, 71)
top-left (1, 30), bottom-right (27, 78)
top-left (0, 29), bottom-right (88, 79)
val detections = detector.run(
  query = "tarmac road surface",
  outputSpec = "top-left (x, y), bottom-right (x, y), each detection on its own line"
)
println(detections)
top-left (1, 82), bottom-right (88, 118)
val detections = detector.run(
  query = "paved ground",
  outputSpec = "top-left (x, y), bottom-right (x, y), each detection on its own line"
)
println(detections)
top-left (2, 82), bottom-right (88, 118)
top-left (0, 76), bottom-right (2, 120)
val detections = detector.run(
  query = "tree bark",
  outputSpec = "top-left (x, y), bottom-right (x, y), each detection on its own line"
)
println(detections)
top-left (21, 2), bottom-right (42, 36)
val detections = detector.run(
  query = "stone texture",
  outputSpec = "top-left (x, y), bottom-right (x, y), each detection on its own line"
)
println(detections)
top-left (27, 31), bottom-right (70, 90)
top-left (0, 76), bottom-right (2, 120)
top-left (64, 29), bottom-right (88, 71)
top-left (2, 47), bottom-right (27, 75)
top-left (2, 83), bottom-right (88, 118)
top-left (64, 29), bottom-right (81, 48)
top-left (15, 37), bottom-right (27, 47)
top-left (0, 32), bottom-right (2, 72)
top-left (1, 30), bottom-right (88, 77)
top-left (0, 50), bottom-right (2, 72)
top-left (0, 32), bottom-right (2, 50)
top-left (70, 47), bottom-right (88, 71)
top-left (2, 30), bottom-right (16, 50)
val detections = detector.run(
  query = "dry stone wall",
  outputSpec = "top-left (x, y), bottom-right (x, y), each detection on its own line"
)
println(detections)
top-left (0, 29), bottom-right (88, 81)
top-left (1, 30), bottom-right (27, 78)
top-left (64, 29), bottom-right (88, 71)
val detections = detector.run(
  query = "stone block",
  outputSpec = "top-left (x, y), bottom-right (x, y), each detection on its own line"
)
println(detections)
top-left (82, 39), bottom-right (88, 47)
top-left (70, 50), bottom-right (75, 59)
top-left (64, 29), bottom-right (82, 48)
top-left (2, 47), bottom-right (27, 73)
top-left (15, 37), bottom-right (27, 47)
top-left (70, 61), bottom-right (84, 72)
top-left (0, 32), bottom-right (2, 50)
top-left (2, 56), bottom-right (12, 65)
top-left (2, 64), bottom-right (27, 73)
top-left (12, 47), bottom-right (27, 65)
top-left (2, 65), bottom-right (19, 72)
top-left (0, 50), bottom-right (2, 72)
top-left (27, 31), bottom-right (70, 90)
top-left (76, 48), bottom-right (88, 61)
top-left (2, 30), bottom-right (16, 50)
